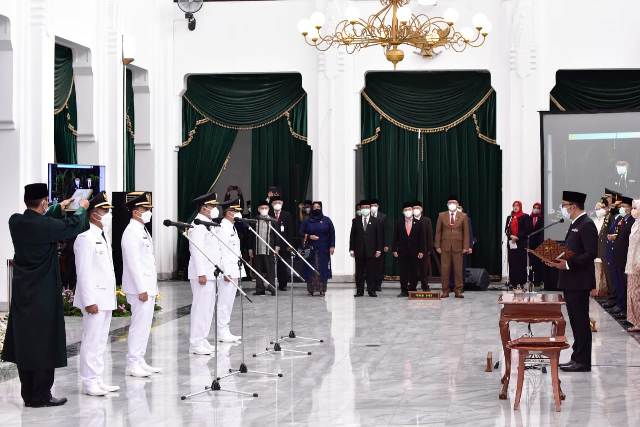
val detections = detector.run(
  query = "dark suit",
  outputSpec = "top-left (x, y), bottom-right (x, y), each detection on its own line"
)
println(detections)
top-left (250, 217), bottom-right (277, 294)
top-left (350, 216), bottom-right (383, 294)
top-left (558, 213), bottom-right (598, 367)
top-left (371, 211), bottom-right (387, 291)
top-left (392, 218), bottom-right (425, 294)
top-left (414, 216), bottom-right (434, 290)
top-left (505, 214), bottom-right (532, 286)
top-left (598, 210), bottom-right (615, 299)
top-left (613, 215), bottom-right (635, 310)
top-left (273, 210), bottom-right (294, 289)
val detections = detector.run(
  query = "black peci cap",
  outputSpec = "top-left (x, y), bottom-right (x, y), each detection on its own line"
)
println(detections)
top-left (402, 201), bottom-right (413, 209)
top-left (24, 183), bottom-right (48, 200)
top-left (621, 196), bottom-right (634, 205)
top-left (413, 201), bottom-right (423, 208)
top-left (562, 191), bottom-right (587, 204)
top-left (257, 199), bottom-right (270, 208)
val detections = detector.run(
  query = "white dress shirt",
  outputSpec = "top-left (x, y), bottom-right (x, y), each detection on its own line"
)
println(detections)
top-left (121, 219), bottom-right (158, 296)
top-left (188, 213), bottom-right (222, 279)
top-left (73, 223), bottom-right (117, 310)
top-left (218, 218), bottom-right (245, 279)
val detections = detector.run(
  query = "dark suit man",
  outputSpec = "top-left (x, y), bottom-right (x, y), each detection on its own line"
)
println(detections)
top-left (392, 202), bottom-right (426, 297)
top-left (546, 191), bottom-right (598, 372)
top-left (249, 200), bottom-right (277, 296)
top-left (412, 201), bottom-right (433, 291)
top-left (434, 196), bottom-right (471, 298)
top-left (271, 196), bottom-right (294, 290)
top-left (350, 200), bottom-right (383, 297)
top-left (611, 196), bottom-right (635, 317)
top-left (370, 199), bottom-right (387, 292)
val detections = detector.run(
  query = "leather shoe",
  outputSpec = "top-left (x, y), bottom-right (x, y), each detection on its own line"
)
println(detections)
top-left (602, 302), bottom-right (617, 309)
top-left (609, 306), bottom-right (623, 314)
top-left (614, 312), bottom-right (627, 320)
top-left (278, 286), bottom-right (288, 291)
top-left (560, 362), bottom-right (591, 372)
top-left (440, 292), bottom-right (450, 299)
top-left (559, 361), bottom-right (574, 368)
top-left (368, 291), bottom-right (377, 297)
top-left (397, 293), bottom-right (408, 298)
top-left (25, 396), bottom-right (67, 408)
top-left (454, 292), bottom-right (464, 299)
top-left (253, 291), bottom-right (266, 296)
top-left (354, 293), bottom-right (364, 298)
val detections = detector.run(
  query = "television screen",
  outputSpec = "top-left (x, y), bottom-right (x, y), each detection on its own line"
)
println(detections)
top-left (48, 163), bottom-right (106, 210)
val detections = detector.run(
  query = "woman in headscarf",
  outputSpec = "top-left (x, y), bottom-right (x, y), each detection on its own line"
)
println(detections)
top-left (300, 201), bottom-right (335, 296)
top-left (505, 200), bottom-right (531, 287)
top-left (625, 199), bottom-right (640, 332)
top-left (528, 202), bottom-right (545, 285)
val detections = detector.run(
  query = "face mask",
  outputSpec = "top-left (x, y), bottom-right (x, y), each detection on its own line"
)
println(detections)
top-left (617, 165), bottom-right (627, 175)
top-left (370, 206), bottom-right (379, 215)
top-left (595, 208), bottom-right (606, 218)
top-left (100, 212), bottom-right (112, 229)
top-left (448, 203), bottom-right (457, 212)
top-left (311, 209), bottom-right (322, 217)
top-left (360, 208), bottom-right (370, 217)
top-left (619, 207), bottom-right (628, 216)
top-left (632, 208), bottom-right (639, 219)
top-left (355, 209), bottom-right (361, 216)
top-left (233, 212), bottom-right (242, 219)
top-left (304, 207), bottom-right (311, 214)
top-left (561, 207), bottom-right (570, 219)
top-left (413, 208), bottom-right (422, 217)
top-left (532, 208), bottom-right (540, 215)
top-left (403, 210), bottom-right (413, 218)
top-left (258, 208), bottom-right (269, 216)
top-left (209, 207), bottom-right (220, 219)
top-left (140, 210), bottom-right (152, 224)
top-left (273, 203), bottom-right (282, 211)
top-left (513, 206), bottom-right (520, 212)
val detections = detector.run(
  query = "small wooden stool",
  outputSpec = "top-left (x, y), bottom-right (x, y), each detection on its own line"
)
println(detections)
top-left (507, 336), bottom-right (570, 412)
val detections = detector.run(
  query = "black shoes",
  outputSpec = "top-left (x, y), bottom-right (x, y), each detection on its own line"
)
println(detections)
top-left (559, 361), bottom-right (574, 368)
top-left (609, 306), bottom-right (623, 314)
top-left (559, 362), bottom-right (591, 372)
top-left (354, 292), bottom-right (364, 298)
top-left (25, 396), bottom-right (68, 408)
top-left (368, 291), bottom-right (377, 297)
top-left (278, 286), bottom-right (288, 291)
top-left (253, 291), bottom-right (265, 296)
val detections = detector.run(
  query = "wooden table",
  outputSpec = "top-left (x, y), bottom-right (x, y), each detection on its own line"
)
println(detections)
top-left (498, 292), bottom-right (566, 400)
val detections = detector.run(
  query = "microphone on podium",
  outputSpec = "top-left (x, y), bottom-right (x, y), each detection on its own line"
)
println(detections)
top-left (194, 218), bottom-right (221, 227)
top-left (163, 219), bottom-right (193, 229)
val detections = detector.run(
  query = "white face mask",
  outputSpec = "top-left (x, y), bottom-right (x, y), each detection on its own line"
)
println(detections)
top-left (370, 206), bottom-right (379, 215)
top-left (403, 210), bottom-right (413, 218)
top-left (595, 208), bottom-right (606, 218)
top-left (448, 203), bottom-right (457, 212)
top-left (140, 210), bottom-right (152, 224)
top-left (532, 208), bottom-right (540, 215)
top-left (360, 208), bottom-right (370, 217)
top-left (233, 212), bottom-right (242, 219)
top-left (617, 165), bottom-right (627, 175)
top-left (413, 208), bottom-right (422, 217)
top-left (619, 207), bottom-right (628, 216)
top-left (272, 203), bottom-right (282, 211)
top-left (258, 208), bottom-right (269, 216)
top-left (100, 212), bottom-right (112, 229)
top-left (209, 207), bottom-right (219, 219)
top-left (561, 207), bottom-right (571, 219)
top-left (355, 209), bottom-right (361, 216)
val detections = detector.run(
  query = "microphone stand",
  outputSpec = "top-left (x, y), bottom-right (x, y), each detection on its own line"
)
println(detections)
top-left (268, 223), bottom-right (324, 344)
top-left (202, 225), bottom-right (283, 380)
top-left (177, 229), bottom-right (257, 400)
top-left (242, 220), bottom-right (311, 357)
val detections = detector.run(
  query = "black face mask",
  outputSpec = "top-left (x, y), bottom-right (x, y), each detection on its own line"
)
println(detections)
top-left (311, 208), bottom-right (322, 217)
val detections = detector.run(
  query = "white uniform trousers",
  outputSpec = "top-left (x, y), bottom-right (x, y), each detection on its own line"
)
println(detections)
top-left (217, 279), bottom-right (238, 335)
top-left (79, 309), bottom-right (112, 389)
top-left (125, 294), bottom-right (156, 367)
top-left (189, 279), bottom-right (216, 347)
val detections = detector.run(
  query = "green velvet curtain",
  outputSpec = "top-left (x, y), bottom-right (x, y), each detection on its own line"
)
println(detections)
top-left (178, 73), bottom-right (311, 275)
top-left (360, 71), bottom-right (501, 275)
top-left (125, 69), bottom-right (135, 191)
top-left (54, 44), bottom-right (78, 164)
top-left (550, 70), bottom-right (640, 111)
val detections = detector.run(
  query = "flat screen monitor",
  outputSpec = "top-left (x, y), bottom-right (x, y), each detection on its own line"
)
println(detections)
top-left (48, 163), bottom-right (106, 210)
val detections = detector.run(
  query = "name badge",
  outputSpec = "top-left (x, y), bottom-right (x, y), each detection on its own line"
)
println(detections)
top-left (281, 225), bottom-right (285, 232)
top-left (571, 228), bottom-right (578, 232)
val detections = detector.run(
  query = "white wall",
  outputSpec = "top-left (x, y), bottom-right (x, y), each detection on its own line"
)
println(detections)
top-left (2, 0), bottom-right (640, 304)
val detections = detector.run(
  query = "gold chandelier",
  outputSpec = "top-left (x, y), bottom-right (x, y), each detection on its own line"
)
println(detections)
top-left (297, 0), bottom-right (492, 69)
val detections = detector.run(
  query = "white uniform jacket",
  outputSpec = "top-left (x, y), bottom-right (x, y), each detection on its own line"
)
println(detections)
top-left (121, 219), bottom-right (158, 296)
top-left (218, 218), bottom-right (245, 279)
top-left (73, 223), bottom-right (117, 311)
top-left (188, 213), bottom-right (223, 280)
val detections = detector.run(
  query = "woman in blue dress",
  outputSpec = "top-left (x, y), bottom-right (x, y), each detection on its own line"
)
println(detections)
top-left (300, 201), bottom-right (335, 296)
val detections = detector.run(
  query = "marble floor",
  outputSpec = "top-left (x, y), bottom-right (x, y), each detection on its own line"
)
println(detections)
top-left (1, 281), bottom-right (640, 427)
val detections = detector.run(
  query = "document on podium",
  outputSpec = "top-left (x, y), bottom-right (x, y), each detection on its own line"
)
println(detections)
top-left (526, 239), bottom-right (575, 264)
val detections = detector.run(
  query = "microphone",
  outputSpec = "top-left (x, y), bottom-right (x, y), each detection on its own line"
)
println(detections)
top-left (194, 218), bottom-right (221, 228)
top-left (163, 219), bottom-right (193, 229)
top-left (234, 216), bottom-right (277, 224)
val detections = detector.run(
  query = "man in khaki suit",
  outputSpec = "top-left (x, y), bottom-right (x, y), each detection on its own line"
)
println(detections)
top-left (434, 196), bottom-right (471, 298)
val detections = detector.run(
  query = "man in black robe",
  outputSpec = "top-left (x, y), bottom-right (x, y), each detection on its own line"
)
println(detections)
top-left (545, 190), bottom-right (597, 372)
top-left (1, 183), bottom-right (88, 407)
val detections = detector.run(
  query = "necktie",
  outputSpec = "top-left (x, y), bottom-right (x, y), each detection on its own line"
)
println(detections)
top-left (405, 220), bottom-right (412, 236)
top-left (450, 213), bottom-right (454, 226)
top-left (363, 217), bottom-right (367, 230)
top-left (101, 231), bottom-right (107, 244)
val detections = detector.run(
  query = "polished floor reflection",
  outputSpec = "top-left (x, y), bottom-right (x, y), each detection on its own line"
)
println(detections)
top-left (1, 281), bottom-right (640, 426)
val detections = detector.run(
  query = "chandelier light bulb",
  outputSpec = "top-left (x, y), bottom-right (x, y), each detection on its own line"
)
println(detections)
top-left (481, 21), bottom-right (493, 35)
top-left (345, 6), bottom-right (360, 23)
top-left (297, 18), bottom-right (311, 35)
top-left (310, 11), bottom-right (326, 29)
top-left (460, 26), bottom-right (475, 42)
top-left (397, 6), bottom-right (412, 23)
top-left (443, 8), bottom-right (459, 25)
top-left (472, 13), bottom-right (488, 30)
